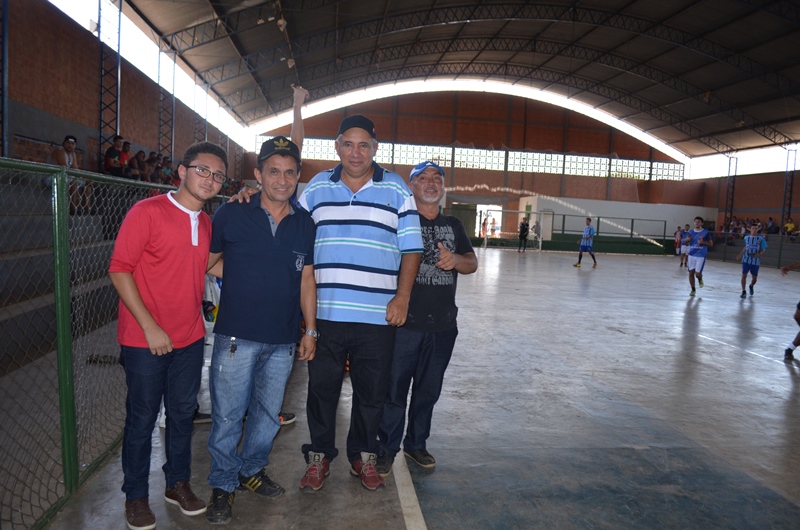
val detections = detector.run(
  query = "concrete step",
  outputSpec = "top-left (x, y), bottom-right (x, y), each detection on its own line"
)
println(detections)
top-left (0, 239), bottom-right (115, 308)
top-left (0, 277), bottom-right (118, 375)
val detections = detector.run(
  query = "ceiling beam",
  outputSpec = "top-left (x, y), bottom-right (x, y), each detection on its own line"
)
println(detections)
top-left (196, 3), bottom-right (798, 99)
top-left (240, 61), bottom-right (737, 154)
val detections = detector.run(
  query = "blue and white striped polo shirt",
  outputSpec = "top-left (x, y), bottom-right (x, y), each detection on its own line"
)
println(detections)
top-left (299, 162), bottom-right (423, 325)
top-left (741, 234), bottom-right (767, 266)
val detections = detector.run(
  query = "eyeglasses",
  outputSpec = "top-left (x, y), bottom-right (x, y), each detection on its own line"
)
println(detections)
top-left (187, 165), bottom-right (226, 183)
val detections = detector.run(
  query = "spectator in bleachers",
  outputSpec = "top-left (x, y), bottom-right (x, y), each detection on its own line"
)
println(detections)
top-left (121, 142), bottom-right (132, 178)
top-left (785, 218), bottom-right (796, 242)
top-left (128, 150), bottom-right (146, 180)
top-left (46, 134), bottom-right (92, 214)
top-left (104, 135), bottom-right (125, 177)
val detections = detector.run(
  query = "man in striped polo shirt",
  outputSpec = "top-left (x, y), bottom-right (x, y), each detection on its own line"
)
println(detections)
top-left (297, 114), bottom-right (423, 492)
top-left (735, 224), bottom-right (767, 299)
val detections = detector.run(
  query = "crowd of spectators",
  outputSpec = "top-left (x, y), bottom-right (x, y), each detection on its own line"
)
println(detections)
top-left (102, 134), bottom-right (243, 193)
top-left (715, 216), bottom-right (789, 245)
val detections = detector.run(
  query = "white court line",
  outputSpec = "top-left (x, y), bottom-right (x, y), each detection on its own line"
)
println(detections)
top-left (698, 334), bottom-right (785, 364)
top-left (393, 453), bottom-right (428, 530)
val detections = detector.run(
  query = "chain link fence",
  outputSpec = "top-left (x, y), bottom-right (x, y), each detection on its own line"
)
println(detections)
top-left (0, 160), bottom-right (224, 529)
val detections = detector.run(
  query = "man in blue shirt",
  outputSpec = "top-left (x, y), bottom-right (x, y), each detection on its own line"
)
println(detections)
top-left (685, 216), bottom-right (714, 297)
top-left (204, 136), bottom-right (317, 524)
top-left (573, 217), bottom-right (597, 268)
top-left (735, 224), bottom-right (767, 298)
top-left (298, 115), bottom-right (423, 493)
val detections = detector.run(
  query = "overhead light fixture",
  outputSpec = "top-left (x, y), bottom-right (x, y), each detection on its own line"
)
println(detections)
top-left (287, 58), bottom-right (295, 69)
top-left (277, 17), bottom-right (287, 32)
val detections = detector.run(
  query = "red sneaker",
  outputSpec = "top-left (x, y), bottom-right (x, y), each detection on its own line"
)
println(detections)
top-left (350, 452), bottom-right (385, 491)
top-left (299, 452), bottom-right (330, 492)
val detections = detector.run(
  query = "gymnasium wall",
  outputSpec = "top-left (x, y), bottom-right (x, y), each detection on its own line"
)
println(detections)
top-left (7, 0), bottom-right (792, 220)
top-left (8, 0), bottom-right (239, 174)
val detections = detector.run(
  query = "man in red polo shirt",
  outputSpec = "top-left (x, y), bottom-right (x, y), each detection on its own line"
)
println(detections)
top-left (109, 141), bottom-right (227, 530)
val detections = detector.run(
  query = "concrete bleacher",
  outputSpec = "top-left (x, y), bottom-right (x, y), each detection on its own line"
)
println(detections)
top-left (0, 172), bottom-right (117, 375)
top-left (705, 233), bottom-right (800, 269)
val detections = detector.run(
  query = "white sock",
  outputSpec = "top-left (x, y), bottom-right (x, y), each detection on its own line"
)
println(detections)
top-left (788, 343), bottom-right (797, 351)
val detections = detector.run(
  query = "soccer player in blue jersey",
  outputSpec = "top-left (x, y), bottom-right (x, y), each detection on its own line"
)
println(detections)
top-left (573, 217), bottom-right (597, 268)
top-left (680, 223), bottom-right (691, 268)
top-left (735, 224), bottom-right (767, 298)
top-left (685, 216), bottom-right (713, 296)
top-left (297, 115), bottom-right (423, 493)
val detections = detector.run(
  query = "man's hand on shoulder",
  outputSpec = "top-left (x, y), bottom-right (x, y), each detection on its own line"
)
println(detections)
top-left (227, 184), bottom-right (259, 203)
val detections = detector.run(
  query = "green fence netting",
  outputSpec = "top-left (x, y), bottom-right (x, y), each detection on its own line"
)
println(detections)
top-left (0, 160), bottom-right (224, 530)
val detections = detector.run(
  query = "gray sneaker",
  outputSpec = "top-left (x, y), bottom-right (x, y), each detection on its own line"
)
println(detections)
top-left (376, 453), bottom-right (394, 477)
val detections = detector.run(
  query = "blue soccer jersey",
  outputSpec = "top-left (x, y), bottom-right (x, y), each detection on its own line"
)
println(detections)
top-left (741, 234), bottom-right (767, 266)
top-left (581, 225), bottom-right (595, 245)
top-left (687, 229), bottom-right (712, 257)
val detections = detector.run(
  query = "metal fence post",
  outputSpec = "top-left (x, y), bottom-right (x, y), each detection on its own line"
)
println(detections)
top-left (52, 167), bottom-right (79, 493)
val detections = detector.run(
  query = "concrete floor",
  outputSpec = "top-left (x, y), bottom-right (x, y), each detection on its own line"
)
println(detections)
top-left (46, 249), bottom-right (800, 529)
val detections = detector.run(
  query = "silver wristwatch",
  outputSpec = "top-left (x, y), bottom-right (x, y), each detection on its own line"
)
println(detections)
top-left (305, 329), bottom-right (319, 340)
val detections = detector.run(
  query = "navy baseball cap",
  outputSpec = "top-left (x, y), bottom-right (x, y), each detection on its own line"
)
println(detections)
top-left (337, 114), bottom-right (376, 139)
top-left (409, 161), bottom-right (445, 181)
top-left (258, 135), bottom-right (301, 165)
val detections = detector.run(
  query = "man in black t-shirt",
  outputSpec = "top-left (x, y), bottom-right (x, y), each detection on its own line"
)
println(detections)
top-left (377, 161), bottom-right (478, 475)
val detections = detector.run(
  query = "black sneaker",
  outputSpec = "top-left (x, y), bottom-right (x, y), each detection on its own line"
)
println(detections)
top-left (206, 488), bottom-right (234, 525)
top-left (404, 448), bottom-right (436, 469)
top-left (193, 412), bottom-right (212, 424)
top-left (376, 452), bottom-right (394, 477)
top-left (238, 468), bottom-right (284, 498)
top-left (786, 348), bottom-right (795, 362)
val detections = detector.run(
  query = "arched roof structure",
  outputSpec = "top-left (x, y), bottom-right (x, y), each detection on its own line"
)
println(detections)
top-left (124, 0), bottom-right (800, 158)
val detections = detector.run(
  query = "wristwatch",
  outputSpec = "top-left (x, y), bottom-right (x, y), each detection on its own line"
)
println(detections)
top-left (305, 329), bottom-right (319, 340)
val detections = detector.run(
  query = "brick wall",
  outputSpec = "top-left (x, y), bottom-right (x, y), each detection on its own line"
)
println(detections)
top-left (8, 0), bottom-right (247, 177)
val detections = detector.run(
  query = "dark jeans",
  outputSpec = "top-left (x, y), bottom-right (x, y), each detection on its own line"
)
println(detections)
top-left (302, 320), bottom-right (396, 464)
top-left (379, 326), bottom-right (458, 457)
top-left (119, 338), bottom-right (203, 500)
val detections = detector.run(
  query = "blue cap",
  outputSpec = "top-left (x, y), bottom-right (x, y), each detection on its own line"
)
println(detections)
top-left (409, 161), bottom-right (445, 181)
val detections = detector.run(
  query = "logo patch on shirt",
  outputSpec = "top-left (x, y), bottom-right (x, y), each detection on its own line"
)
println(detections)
top-left (295, 254), bottom-right (305, 271)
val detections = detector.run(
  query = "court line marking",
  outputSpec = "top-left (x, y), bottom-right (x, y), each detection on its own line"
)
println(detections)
top-left (394, 453), bottom-right (428, 530)
top-left (698, 334), bottom-right (785, 364)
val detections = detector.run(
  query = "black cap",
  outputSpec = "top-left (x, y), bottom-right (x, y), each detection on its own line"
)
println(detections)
top-left (258, 135), bottom-right (301, 165)
top-left (337, 114), bottom-right (376, 139)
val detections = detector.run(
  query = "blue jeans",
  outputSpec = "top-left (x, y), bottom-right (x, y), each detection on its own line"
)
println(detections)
top-left (119, 339), bottom-right (204, 500)
top-left (207, 334), bottom-right (295, 492)
top-left (379, 326), bottom-right (458, 457)
top-left (302, 320), bottom-right (396, 464)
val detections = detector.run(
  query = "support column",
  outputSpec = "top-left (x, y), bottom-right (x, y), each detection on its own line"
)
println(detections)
top-left (97, 0), bottom-right (122, 171)
top-left (0, 0), bottom-right (8, 157)
top-left (194, 78), bottom-right (208, 143)
top-left (157, 51), bottom-right (176, 159)
top-left (781, 149), bottom-right (797, 232)
top-left (723, 156), bottom-right (738, 226)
